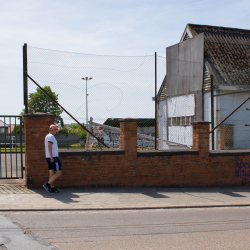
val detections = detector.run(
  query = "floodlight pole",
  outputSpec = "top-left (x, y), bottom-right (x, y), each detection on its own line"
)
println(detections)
top-left (82, 77), bottom-right (92, 127)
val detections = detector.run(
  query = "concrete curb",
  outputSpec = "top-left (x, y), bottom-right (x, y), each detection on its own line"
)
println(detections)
top-left (1, 204), bottom-right (250, 212)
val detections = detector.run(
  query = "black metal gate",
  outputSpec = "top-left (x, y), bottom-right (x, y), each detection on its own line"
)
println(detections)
top-left (0, 116), bottom-right (24, 179)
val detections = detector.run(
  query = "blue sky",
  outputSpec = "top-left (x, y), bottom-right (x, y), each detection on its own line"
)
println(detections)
top-left (1, 0), bottom-right (250, 122)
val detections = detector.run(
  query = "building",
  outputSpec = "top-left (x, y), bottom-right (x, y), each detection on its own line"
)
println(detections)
top-left (0, 120), bottom-right (15, 133)
top-left (103, 118), bottom-right (155, 148)
top-left (157, 24), bottom-right (250, 150)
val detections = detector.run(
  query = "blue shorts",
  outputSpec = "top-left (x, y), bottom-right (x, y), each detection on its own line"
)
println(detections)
top-left (46, 157), bottom-right (62, 171)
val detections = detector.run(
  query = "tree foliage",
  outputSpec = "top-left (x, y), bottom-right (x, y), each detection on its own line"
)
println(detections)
top-left (68, 124), bottom-right (87, 140)
top-left (57, 124), bottom-right (87, 140)
top-left (11, 125), bottom-right (23, 134)
top-left (21, 86), bottom-right (63, 124)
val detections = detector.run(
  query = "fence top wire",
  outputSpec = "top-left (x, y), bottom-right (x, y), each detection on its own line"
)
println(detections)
top-left (28, 45), bottom-right (156, 57)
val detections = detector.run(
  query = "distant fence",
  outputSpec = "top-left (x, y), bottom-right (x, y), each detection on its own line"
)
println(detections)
top-left (0, 134), bottom-right (24, 146)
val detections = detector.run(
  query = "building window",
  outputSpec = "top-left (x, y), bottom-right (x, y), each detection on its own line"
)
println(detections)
top-left (167, 116), bottom-right (194, 126)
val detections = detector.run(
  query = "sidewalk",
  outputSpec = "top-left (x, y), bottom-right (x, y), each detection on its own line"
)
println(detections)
top-left (1, 180), bottom-right (250, 211)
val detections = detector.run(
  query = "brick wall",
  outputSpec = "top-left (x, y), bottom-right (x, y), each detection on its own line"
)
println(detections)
top-left (24, 115), bottom-right (250, 188)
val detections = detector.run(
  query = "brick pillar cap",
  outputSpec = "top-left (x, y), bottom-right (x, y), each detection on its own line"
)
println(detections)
top-left (24, 112), bottom-right (55, 117)
top-left (192, 121), bottom-right (211, 125)
top-left (118, 118), bottom-right (137, 122)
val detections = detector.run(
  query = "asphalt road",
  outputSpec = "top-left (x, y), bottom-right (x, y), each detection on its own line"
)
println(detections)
top-left (3, 207), bottom-right (250, 250)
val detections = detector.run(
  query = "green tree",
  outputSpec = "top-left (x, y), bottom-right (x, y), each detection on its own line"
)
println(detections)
top-left (56, 124), bottom-right (87, 140)
top-left (11, 125), bottom-right (24, 134)
top-left (69, 124), bottom-right (87, 140)
top-left (21, 86), bottom-right (63, 124)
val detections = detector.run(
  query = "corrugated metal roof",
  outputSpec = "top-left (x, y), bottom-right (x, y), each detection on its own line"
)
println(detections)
top-left (187, 24), bottom-right (250, 86)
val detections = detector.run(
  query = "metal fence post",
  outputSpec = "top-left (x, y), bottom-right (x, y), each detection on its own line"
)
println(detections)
top-left (155, 52), bottom-right (158, 150)
top-left (211, 75), bottom-right (214, 150)
top-left (23, 43), bottom-right (28, 114)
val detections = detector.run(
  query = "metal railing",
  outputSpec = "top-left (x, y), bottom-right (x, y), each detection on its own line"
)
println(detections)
top-left (0, 116), bottom-right (24, 179)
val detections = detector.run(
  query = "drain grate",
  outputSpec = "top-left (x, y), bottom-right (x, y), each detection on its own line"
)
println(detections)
top-left (0, 185), bottom-right (35, 194)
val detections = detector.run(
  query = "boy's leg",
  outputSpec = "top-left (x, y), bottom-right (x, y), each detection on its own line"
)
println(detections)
top-left (49, 169), bottom-right (55, 188)
top-left (48, 170), bottom-right (62, 186)
top-left (48, 157), bottom-right (62, 188)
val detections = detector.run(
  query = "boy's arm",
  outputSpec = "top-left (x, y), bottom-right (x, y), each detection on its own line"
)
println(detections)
top-left (48, 142), bottom-right (54, 162)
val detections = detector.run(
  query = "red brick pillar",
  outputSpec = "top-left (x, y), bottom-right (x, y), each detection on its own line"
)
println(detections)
top-left (192, 121), bottom-right (211, 156)
top-left (24, 112), bottom-right (55, 188)
top-left (119, 119), bottom-right (137, 157)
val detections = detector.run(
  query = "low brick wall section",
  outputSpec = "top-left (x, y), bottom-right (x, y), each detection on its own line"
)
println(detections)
top-left (24, 114), bottom-right (250, 188)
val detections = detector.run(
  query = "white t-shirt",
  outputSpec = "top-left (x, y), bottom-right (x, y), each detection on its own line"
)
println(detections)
top-left (45, 134), bottom-right (59, 158)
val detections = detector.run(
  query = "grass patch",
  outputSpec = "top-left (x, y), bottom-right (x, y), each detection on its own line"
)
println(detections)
top-left (0, 143), bottom-right (25, 152)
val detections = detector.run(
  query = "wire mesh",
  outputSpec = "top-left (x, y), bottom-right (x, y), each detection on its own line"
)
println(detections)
top-left (26, 46), bottom-right (166, 150)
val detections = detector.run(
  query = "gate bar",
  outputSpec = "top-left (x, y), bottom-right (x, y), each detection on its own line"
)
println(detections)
top-left (9, 117), bottom-right (12, 178)
top-left (20, 116), bottom-right (23, 178)
top-left (15, 117), bottom-right (17, 177)
top-left (27, 75), bottom-right (110, 148)
top-left (4, 117), bottom-right (7, 178)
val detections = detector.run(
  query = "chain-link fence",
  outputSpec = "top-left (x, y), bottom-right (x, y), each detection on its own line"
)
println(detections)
top-left (24, 44), bottom-right (250, 151)
top-left (25, 45), bottom-right (166, 150)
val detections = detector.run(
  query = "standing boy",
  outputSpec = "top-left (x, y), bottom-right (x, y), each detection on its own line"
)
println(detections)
top-left (43, 124), bottom-right (62, 194)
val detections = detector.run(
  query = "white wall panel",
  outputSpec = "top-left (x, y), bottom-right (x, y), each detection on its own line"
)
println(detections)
top-left (168, 126), bottom-right (193, 146)
top-left (167, 94), bottom-right (195, 117)
top-left (204, 92), bottom-right (211, 122)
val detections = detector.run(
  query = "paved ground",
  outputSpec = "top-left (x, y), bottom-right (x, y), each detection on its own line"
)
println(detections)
top-left (2, 179), bottom-right (250, 250)
top-left (1, 179), bottom-right (250, 211)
